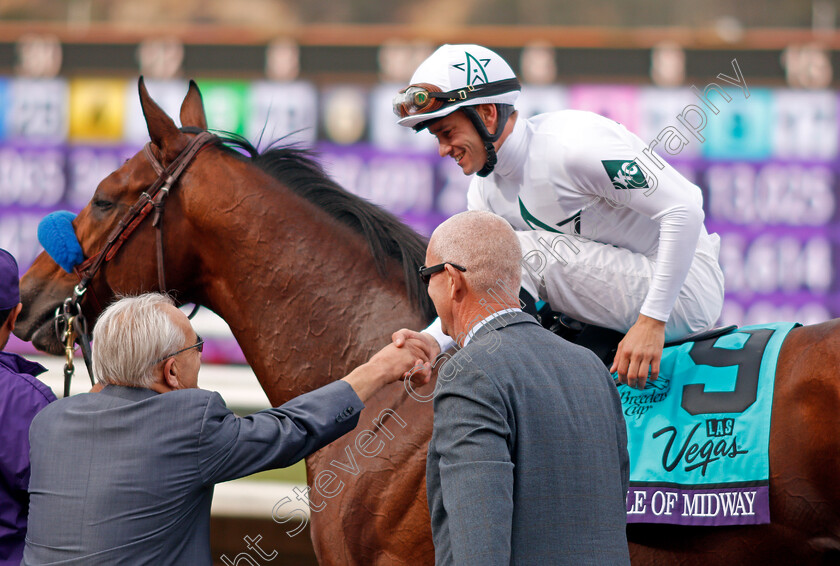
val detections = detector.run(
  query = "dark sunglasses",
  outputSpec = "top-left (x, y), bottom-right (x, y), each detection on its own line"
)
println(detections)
top-left (156, 334), bottom-right (204, 364)
top-left (418, 262), bottom-right (467, 284)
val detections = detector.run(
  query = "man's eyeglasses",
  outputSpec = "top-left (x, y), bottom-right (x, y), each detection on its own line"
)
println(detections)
top-left (418, 262), bottom-right (467, 285)
top-left (155, 334), bottom-right (204, 364)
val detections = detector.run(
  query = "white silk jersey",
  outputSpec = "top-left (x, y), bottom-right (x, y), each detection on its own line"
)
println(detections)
top-left (423, 110), bottom-right (724, 352)
top-left (470, 110), bottom-right (720, 321)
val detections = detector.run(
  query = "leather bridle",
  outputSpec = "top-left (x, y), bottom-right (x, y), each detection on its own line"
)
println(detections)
top-left (54, 130), bottom-right (217, 396)
top-left (73, 130), bottom-right (216, 296)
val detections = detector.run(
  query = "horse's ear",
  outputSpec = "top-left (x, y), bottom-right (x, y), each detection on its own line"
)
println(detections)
top-left (138, 76), bottom-right (183, 157)
top-left (180, 80), bottom-right (208, 131)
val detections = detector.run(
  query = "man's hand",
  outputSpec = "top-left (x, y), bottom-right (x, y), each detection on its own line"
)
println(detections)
top-left (392, 328), bottom-right (440, 384)
top-left (343, 339), bottom-right (432, 403)
top-left (369, 339), bottom-right (433, 383)
top-left (610, 314), bottom-right (666, 390)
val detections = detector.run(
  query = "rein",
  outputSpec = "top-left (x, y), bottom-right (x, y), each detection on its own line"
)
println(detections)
top-left (54, 130), bottom-right (216, 396)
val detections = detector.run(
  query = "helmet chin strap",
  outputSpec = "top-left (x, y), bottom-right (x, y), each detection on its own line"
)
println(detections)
top-left (462, 105), bottom-right (515, 177)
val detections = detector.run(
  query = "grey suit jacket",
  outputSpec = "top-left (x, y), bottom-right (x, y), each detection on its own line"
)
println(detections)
top-left (426, 311), bottom-right (630, 566)
top-left (23, 379), bottom-right (363, 565)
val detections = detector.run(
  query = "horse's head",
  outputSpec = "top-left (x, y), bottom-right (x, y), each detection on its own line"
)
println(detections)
top-left (15, 78), bottom-right (211, 354)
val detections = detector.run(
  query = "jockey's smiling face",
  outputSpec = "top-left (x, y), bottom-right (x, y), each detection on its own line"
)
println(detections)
top-left (427, 108), bottom-right (491, 176)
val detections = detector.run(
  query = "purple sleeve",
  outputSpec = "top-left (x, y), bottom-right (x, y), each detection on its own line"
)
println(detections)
top-left (0, 369), bottom-right (55, 492)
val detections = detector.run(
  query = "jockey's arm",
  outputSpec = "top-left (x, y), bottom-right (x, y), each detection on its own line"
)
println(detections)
top-left (612, 184), bottom-right (705, 388)
top-left (607, 195), bottom-right (704, 388)
top-left (564, 131), bottom-right (705, 388)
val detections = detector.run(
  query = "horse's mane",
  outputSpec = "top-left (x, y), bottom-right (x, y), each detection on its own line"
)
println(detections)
top-left (215, 133), bottom-right (437, 323)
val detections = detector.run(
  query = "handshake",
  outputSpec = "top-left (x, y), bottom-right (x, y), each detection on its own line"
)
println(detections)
top-left (341, 328), bottom-right (441, 403)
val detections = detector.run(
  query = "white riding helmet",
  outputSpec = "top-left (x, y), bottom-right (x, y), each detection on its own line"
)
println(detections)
top-left (393, 44), bottom-right (521, 130)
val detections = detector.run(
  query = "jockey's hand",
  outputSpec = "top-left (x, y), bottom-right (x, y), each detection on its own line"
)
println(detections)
top-left (610, 314), bottom-right (666, 390)
top-left (392, 328), bottom-right (440, 384)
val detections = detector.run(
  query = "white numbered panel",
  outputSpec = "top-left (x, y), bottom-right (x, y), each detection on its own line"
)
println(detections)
top-left (718, 232), bottom-right (832, 295)
top-left (7, 78), bottom-right (68, 142)
top-left (705, 163), bottom-right (835, 226)
top-left (247, 81), bottom-right (318, 148)
top-left (772, 90), bottom-right (838, 160)
top-left (0, 145), bottom-right (65, 207)
top-left (637, 87), bottom-right (701, 159)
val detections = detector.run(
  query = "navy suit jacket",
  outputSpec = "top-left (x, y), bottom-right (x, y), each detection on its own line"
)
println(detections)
top-left (23, 379), bottom-right (363, 565)
top-left (426, 311), bottom-right (630, 565)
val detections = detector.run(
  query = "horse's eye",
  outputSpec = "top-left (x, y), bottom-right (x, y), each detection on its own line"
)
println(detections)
top-left (93, 199), bottom-right (113, 211)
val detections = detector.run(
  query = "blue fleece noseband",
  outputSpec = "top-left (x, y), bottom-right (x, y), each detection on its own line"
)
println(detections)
top-left (38, 211), bottom-right (85, 273)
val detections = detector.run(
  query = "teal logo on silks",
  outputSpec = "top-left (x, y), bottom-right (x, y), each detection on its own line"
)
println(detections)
top-left (452, 52), bottom-right (491, 86)
top-left (601, 159), bottom-right (650, 190)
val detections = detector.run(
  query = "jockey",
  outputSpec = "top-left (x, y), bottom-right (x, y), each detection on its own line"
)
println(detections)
top-left (392, 44), bottom-right (724, 389)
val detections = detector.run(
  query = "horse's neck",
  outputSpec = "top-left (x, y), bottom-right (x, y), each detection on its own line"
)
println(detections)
top-left (192, 169), bottom-right (426, 405)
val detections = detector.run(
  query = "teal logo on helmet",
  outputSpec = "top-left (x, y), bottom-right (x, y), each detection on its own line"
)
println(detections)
top-left (453, 52), bottom-right (491, 86)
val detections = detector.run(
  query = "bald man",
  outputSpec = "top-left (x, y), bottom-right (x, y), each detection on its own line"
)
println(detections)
top-left (401, 211), bottom-right (629, 565)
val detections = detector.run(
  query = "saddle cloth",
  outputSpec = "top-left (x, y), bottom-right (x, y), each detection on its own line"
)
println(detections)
top-left (619, 322), bottom-right (798, 526)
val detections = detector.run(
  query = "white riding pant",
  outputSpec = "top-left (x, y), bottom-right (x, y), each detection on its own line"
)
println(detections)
top-left (517, 230), bottom-right (725, 342)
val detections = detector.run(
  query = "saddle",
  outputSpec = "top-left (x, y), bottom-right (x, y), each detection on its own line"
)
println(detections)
top-left (520, 291), bottom-right (736, 366)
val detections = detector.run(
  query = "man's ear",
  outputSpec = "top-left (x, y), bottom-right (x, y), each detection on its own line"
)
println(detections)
top-left (447, 265), bottom-right (467, 299)
top-left (3, 303), bottom-right (22, 332)
top-left (477, 104), bottom-right (499, 135)
top-left (162, 358), bottom-right (181, 390)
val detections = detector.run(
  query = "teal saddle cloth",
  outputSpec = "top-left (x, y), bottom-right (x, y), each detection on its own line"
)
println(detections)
top-left (617, 322), bottom-right (798, 526)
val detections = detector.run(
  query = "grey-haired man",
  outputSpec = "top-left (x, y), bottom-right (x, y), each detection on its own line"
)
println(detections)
top-left (23, 293), bottom-right (429, 565)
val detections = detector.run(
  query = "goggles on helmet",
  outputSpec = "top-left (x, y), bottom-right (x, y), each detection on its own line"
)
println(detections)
top-left (392, 78), bottom-right (522, 118)
top-left (392, 84), bottom-right (446, 117)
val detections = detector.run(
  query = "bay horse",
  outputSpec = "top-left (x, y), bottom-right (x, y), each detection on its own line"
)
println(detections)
top-left (14, 80), bottom-right (840, 565)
